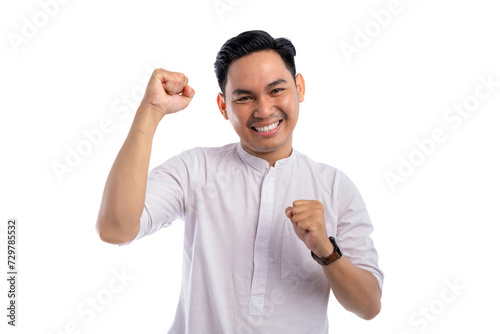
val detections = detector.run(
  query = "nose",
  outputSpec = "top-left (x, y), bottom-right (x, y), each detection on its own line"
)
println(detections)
top-left (253, 95), bottom-right (275, 119)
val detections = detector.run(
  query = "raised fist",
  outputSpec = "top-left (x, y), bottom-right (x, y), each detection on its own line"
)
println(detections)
top-left (140, 68), bottom-right (195, 116)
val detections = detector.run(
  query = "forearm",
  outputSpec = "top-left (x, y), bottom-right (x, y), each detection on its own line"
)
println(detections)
top-left (96, 106), bottom-right (163, 244)
top-left (323, 256), bottom-right (381, 320)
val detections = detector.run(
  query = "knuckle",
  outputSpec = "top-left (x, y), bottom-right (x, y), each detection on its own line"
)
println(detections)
top-left (153, 68), bottom-right (166, 77)
top-left (313, 201), bottom-right (324, 210)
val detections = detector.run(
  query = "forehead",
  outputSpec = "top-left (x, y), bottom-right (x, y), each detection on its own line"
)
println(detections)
top-left (226, 50), bottom-right (292, 92)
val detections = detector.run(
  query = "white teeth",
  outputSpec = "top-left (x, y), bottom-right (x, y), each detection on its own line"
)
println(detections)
top-left (254, 121), bottom-right (280, 133)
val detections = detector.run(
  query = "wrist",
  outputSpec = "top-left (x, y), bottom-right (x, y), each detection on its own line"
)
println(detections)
top-left (311, 237), bottom-right (343, 266)
top-left (314, 238), bottom-right (335, 258)
top-left (132, 105), bottom-right (164, 135)
top-left (137, 102), bottom-right (165, 121)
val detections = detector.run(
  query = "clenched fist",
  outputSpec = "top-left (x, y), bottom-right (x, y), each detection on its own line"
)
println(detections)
top-left (285, 200), bottom-right (334, 258)
top-left (140, 68), bottom-right (195, 117)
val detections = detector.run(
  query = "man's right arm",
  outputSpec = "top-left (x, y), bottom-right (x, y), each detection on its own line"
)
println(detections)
top-left (96, 69), bottom-right (195, 244)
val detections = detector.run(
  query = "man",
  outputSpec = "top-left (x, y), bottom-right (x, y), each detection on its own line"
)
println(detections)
top-left (96, 30), bottom-right (383, 333)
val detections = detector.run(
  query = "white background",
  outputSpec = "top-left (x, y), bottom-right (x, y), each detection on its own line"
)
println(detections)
top-left (1, 0), bottom-right (499, 333)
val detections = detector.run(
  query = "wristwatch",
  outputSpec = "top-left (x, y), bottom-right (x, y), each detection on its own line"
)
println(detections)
top-left (311, 237), bottom-right (342, 266)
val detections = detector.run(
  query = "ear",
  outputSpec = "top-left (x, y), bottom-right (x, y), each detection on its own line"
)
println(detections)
top-left (217, 92), bottom-right (229, 120)
top-left (295, 73), bottom-right (305, 102)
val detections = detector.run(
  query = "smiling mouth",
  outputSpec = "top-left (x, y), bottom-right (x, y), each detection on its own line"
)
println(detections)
top-left (252, 120), bottom-right (281, 133)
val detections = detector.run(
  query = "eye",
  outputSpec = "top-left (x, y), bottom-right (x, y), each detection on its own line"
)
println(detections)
top-left (271, 88), bottom-right (285, 94)
top-left (235, 96), bottom-right (252, 103)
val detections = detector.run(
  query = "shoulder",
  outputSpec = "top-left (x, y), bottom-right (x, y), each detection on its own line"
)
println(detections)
top-left (152, 143), bottom-right (239, 174)
top-left (165, 143), bottom-right (238, 162)
top-left (191, 142), bottom-right (239, 156)
top-left (177, 143), bottom-right (238, 164)
top-left (293, 150), bottom-right (358, 194)
top-left (293, 150), bottom-right (344, 180)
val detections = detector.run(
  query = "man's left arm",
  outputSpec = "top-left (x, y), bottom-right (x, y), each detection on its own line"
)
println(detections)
top-left (285, 200), bottom-right (381, 320)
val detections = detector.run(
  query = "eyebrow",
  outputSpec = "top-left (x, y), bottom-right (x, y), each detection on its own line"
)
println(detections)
top-left (231, 78), bottom-right (288, 97)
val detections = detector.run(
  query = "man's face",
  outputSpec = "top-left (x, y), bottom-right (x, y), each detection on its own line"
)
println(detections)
top-left (217, 50), bottom-right (305, 165)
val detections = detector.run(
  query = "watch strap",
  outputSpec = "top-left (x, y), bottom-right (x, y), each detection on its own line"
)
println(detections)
top-left (311, 237), bottom-right (342, 266)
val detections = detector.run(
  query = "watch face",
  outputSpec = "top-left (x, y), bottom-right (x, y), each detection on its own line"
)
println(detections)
top-left (329, 237), bottom-right (342, 257)
top-left (311, 237), bottom-right (342, 266)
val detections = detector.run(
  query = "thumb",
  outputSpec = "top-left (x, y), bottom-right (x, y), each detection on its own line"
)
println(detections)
top-left (182, 84), bottom-right (195, 99)
top-left (285, 206), bottom-right (293, 219)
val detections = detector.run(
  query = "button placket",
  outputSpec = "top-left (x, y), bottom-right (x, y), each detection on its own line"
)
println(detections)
top-left (248, 167), bottom-right (276, 316)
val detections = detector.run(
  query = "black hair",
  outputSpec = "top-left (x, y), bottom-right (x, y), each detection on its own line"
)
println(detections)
top-left (214, 30), bottom-right (297, 95)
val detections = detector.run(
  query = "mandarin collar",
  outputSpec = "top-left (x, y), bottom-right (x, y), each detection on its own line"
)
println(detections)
top-left (236, 142), bottom-right (296, 169)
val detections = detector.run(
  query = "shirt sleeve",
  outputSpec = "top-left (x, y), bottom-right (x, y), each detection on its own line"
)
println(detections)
top-left (120, 149), bottom-right (196, 245)
top-left (334, 171), bottom-right (384, 292)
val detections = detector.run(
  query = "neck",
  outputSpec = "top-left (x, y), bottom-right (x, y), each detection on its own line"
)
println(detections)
top-left (242, 144), bottom-right (293, 167)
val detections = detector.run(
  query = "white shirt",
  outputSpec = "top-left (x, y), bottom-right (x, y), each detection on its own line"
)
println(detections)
top-left (128, 143), bottom-right (383, 333)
